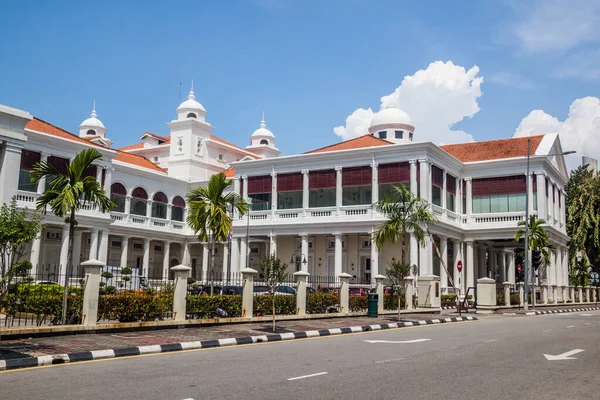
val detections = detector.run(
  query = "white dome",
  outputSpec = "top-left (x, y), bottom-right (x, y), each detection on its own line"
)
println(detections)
top-left (370, 105), bottom-right (413, 128)
top-left (177, 90), bottom-right (206, 112)
top-left (250, 119), bottom-right (275, 139)
top-left (80, 109), bottom-right (105, 129)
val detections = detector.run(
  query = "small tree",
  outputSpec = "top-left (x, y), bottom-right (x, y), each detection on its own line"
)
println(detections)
top-left (0, 197), bottom-right (44, 294)
top-left (259, 255), bottom-right (289, 332)
top-left (385, 261), bottom-right (411, 319)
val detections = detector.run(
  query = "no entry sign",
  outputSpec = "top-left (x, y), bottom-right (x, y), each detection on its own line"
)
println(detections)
top-left (457, 260), bottom-right (463, 273)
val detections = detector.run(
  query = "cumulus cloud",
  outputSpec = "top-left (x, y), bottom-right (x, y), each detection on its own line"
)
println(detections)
top-left (334, 61), bottom-right (483, 144)
top-left (514, 97), bottom-right (600, 171)
top-left (514, 0), bottom-right (600, 53)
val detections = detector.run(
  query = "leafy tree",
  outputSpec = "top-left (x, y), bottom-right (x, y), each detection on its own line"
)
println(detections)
top-left (570, 257), bottom-right (591, 286)
top-left (186, 173), bottom-right (248, 291)
top-left (385, 260), bottom-right (411, 319)
top-left (259, 255), bottom-right (289, 332)
top-left (515, 215), bottom-right (556, 283)
top-left (0, 197), bottom-right (44, 293)
top-left (31, 148), bottom-right (114, 324)
top-left (373, 184), bottom-right (436, 265)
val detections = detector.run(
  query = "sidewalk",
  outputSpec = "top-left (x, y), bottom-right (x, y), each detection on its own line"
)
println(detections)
top-left (0, 314), bottom-right (453, 361)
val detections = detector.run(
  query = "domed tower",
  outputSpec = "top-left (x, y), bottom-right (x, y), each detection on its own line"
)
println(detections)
top-left (79, 102), bottom-right (112, 146)
top-left (245, 114), bottom-right (280, 158)
top-left (175, 83), bottom-right (207, 122)
top-left (368, 104), bottom-right (415, 144)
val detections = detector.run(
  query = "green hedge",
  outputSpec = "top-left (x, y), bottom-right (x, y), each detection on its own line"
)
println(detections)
top-left (384, 294), bottom-right (406, 310)
top-left (98, 292), bottom-right (172, 322)
top-left (306, 293), bottom-right (338, 314)
top-left (254, 295), bottom-right (296, 316)
top-left (349, 296), bottom-right (368, 312)
top-left (186, 295), bottom-right (242, 318)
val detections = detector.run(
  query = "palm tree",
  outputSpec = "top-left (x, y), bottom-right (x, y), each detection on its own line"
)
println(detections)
top-left (31, 148), bottom-right (114, 324)
top-left (515, 215), bottom-right (556, 281)
top-left (186, 173), bottom-right (248, 286)
top-left (373, 184), bottom-right (436, 265)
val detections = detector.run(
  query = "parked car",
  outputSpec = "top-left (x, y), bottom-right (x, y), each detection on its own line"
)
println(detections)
top-left (349, 287), bottom-right (371, 297)
top-left (318, 287), bottom-right (340, 296)
top-left (253, 285), bottom-right (296, 295)
top-left (306, 287), bottom-right (316, 294)
top-left (216, 285), bottom-right (243, 295)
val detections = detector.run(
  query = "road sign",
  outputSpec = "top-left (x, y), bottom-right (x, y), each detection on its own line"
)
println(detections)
top-left (590, 272), bottom-right (599, 284)
top-left (518, 264), bottom-right (522, 274)
top-left (457, 260), bottom-right (463, 273)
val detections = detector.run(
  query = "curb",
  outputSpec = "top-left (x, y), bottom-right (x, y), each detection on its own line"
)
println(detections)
top-left (521, 306), bottom-right (599, 316)
top-left (0, 316), bottom-right (477, 371)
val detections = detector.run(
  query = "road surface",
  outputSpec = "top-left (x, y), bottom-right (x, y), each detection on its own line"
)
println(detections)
top-left (1, 312), bottom-right (599, 400)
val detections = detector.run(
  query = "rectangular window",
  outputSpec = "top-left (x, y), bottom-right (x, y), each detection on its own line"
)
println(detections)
top-left (18, 150), bottom-right (41, 192)
top-left (278, 191), bottom-right (302, 209)
top-left (431, 165), bottom-right (443, 207)
top-left (472, 176), bottom-right (528, 214)
top-left (446, 174), bottom-right (456, 211)
top-left (446, 192), bottom-right (455, 212)
top-left (277, 173), bottom-right (303, 209)
top-left (432, 186), bottom-right (442, 206)
top-left (172, 206), bottom-right (184, 221)
top-left (249, 193), bottom-right (271, 211)
top-left (309, 170), bottom-right (336, 208)
top-left (309, 188), bottom-right (336, 208)
top-left (111, 194), bottom-right (126, 213)
top-left (248, 175), bottom-right (272, 211)
top-left (342, 185), bottom-right (371, 206)
top-left (342, 166), bottom-right (371, 206)
top-left (378, 183), bottom-right (408, 201)
top-left (45, 156), bottom-right (70, 191)
top-left (152, 203), bottom-right (167, 219)
top-left (379, 131), bottom-right (387, 139)
top-left (394, 130), bottom-right (403, 139)
top-left (378, 162), bottom-right (410, 199)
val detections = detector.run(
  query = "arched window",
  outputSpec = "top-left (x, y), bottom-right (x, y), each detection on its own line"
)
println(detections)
top-left (172, 196), bottom-right (186, 222)
top-left (86, 129), bottom-right (96, 136)
top-left (131, 187), bottom-right (148, 216)
top-left (260, 139), bottom-right (269, 145)
top-left (187, 113), bottom-right (197, 119)
top-left (152, 191), bottom-right (168, 219)
top-left (110, 183), bottom-right (127, 213)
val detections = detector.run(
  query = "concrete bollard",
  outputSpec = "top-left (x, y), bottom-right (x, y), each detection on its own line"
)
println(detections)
top-left (577, 286), bottom-right (583, 303)
top-left (503, 282), bottom-right (511, 307)
top-left (542, 285), bottom-right (548, 305)
top-left (374, 274), bottom-right (386, 314)
top-left (241, 268), bottom-right (258, 318)
top-left (562, 286), bottom-right (567, 303)
top-left (551, 285), bottom-right (557, 304)
top-left (404, 277), bottom-right (414, 310)
top-left (569, 286), bottom-right (575, 303)
top-left (81, 259), bottom-right (104, 327)
top-left (171, 264), bottom-right (191, 321)
top-left (339, 273), bottom-right (352, 314)
top-left (294, 271), bottom-right (310, 316)
top-left (594, 287), bottom-right (598, 303)
top-left (476, 278), bottom-right (496, 308)
top-left (585, 286), bottom-right (591, 303)
top-left (517, 282), bottom-right (524, 306)
top-left (417, 275), bottom-right (441, 308)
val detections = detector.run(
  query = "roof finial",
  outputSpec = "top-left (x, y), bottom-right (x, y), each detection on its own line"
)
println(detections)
top-left (91, 99), bottom-right (97, 118)
top-left (260, 111), bottom-right (266, 128)
top-left (188, 79), bottom-right (195, 100)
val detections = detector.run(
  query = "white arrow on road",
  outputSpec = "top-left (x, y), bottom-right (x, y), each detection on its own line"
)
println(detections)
top-left (543, 349), bottom-right (585, 361)
top-left (364, 339), bottom-right (431, 344)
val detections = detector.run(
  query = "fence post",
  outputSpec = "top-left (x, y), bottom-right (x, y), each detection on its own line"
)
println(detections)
top-left (476, 278), bottom-right (496, 308)
top-left (542, 284), bottom-right (548, 305)
top-left (417, 275), bottom-right (441, 308)
top-left (577, 286), bottom-right (583, 303)
top-left (294, 271), bottom-right (309, 316)
top-left (404, 276), bottom-right (414, 310)
top-left (241, 268), bottom-right (257, 318)
top-left (585, 286), bottom-right (591, 303)
top-left (562, 285), bottom-right (567, 303)
top-left (171, 264), bottom-right (191, 322)
top-left (81, 259), bottom-right (104, 327)
top-left (517, 282), bottom-right (524, 306)
top-left (338, 273), bottom-right (352, 314)
top-left (503, 282), bottom-right (511, 307)
top-left (551, 285), bottom-right (557, 303)
top-left (569, 285), bottom-right (575, 302)
top-left (374, 274), bottom-right (386, 314)
top-left (593, 287), bottom-right (598, 303)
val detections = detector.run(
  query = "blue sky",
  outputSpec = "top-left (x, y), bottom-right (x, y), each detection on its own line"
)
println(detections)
top-left (1, 0), bottom-right (599, 165)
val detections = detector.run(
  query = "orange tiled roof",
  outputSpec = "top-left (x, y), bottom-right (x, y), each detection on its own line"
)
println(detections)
top-left (113, 150), bottom-right (166, 173)
top-left (440, 135), bottom-right (545, 162)
top-left (305, 134), bottom-right (392, 154)
top-left (25, 118), bottom-right (106, 149)
top-left (224, 167), bottom-right (235, 177)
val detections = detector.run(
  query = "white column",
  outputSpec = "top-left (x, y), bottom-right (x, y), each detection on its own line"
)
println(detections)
top-left (166, 204), bottom-right (172, 221)
top-left (420, 238), bottom-right (432, 275)
top-left (230, 238), bottom-right (240, 274)
top-left (0, 142), bottom-right (22, 205)
top-left (334, 233), bottom-right (342, 277)
top-left (452, 239), bottom-right (462, 292)
top-left (456, 178), bottom-right (462, 215)
top-left (507, 251), bottom-right (515, 284)
top-left (419, 159), bottom-right (430, 201)
top-left (370, 229), bottom-right (379, 283)
top-left (490, 249), bottom-right (496, 280)
top-left (442, 171), bottom-right (447, 211)
top-left (500, 251), bottom-right (507, 283)
top-left (242, 176), bottom-right (249, 202)
top-left (440, 236), bottom-right (448, 292)
top-left (478, 246), bottom-right (487, 280)
top-left (409, 232), bottom-right (418, 270)
top-left (233, 178), bottom-right (241, 219)
top-left (163, 241), bottom-right (171, 279)
top-left (98, 230), bottom-right (109, 264)
top-left (146, 199), bottom-right (152, 220)
top-left (120, 236), bottom-right (129, 268)
top-left (536, 172), bottom-right (546, 217)
top-left (409, 160), bottom-right (418, 197)
top-left (466, 241), bottom-right (475, 289)
top-left (124, 196), bottom-right (131, 215)
top-left (554, 185), bottom-right (559, 224)
top-left (72, 230), bottom-right (83, 274)
top-left (103, 167), bottom-right (113, 194)
top-left (371, 162), bottom-right (378, 204)
top-left (202, 244), bottom-right (209, 281)
top-left (560, 191), bottom-right (566, 227)
top-left (301, 234), bottom-right (309, 273)
top-left (559, 247), bottom-right (565, 287)
top-left (465, 178), bottom-right (472, 217)
top-left (29, 236), bottom-right (42, 277)
top-left (95, 165), bottom-right (103, 185)
top-left (59, 225), bottom-right (70, 282)
top-left (546, 179), bottom-right (553, 221)
top-left (335, 166), bottom-right (342, 213)
top-left (271, 172), bottom-right (277, 218)
top-left (527, 173), bottom-right (534, 217)
top-left (36, 153), bottom-right (48, 193)
top-left (302, 169), bottom-right (309, 213)
top-left (142, 238), bottom-right (150, 278)
top-left (222, 243), bottom-right (229, 276)
top-left (269, 234), bottom-right (277, 257)
top-left (239, 237), bottom-right (247, 271)
top-left (89, 228), bottom-right (99, 260)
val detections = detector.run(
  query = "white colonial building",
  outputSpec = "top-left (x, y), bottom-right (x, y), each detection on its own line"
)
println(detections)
top-left (0, 90), bottom-right (570, 295)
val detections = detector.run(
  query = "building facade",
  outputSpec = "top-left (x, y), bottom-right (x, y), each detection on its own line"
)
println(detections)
top-left (0, 92), bottom-right (570, 296)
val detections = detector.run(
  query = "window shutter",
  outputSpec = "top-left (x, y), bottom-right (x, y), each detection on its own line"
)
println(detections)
top-left (173, 196), bottom-right (186, 207)
top-left (378, 162), bottom-right (410, 184)
top-left (342, 166), bottom-right (371, 187)
top-left (82, 165), bottom-right (97, 179)
top-left (132, 187), bottom-right (148, 199)
top-left (248, 175), bottom-right (272, 194)
top-left (20, 150), bottom-right (41, 171)
top-left (309, 170), bottom-right (336, 189)
top-left (447, 174), bottom-right (456, 194)
top-left (432, 165), bottom-right (444, 188)
top-left (110, 183), bottom-right (127, 196)
top-left (48, 156), bottom-right (69, 175)
top-left (472, 176), bottom-right (526, 196)
top-left (277, 173), bottom-right (303, 192)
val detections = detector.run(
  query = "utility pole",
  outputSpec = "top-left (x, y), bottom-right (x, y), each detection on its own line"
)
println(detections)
top-left (524, 138), bottom-right (531, 311)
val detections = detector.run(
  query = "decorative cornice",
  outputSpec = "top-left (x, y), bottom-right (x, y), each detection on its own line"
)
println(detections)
top-left (301, 169), bottom-right (309, 174)
top-left (335, 166), bottom-right (343, 171)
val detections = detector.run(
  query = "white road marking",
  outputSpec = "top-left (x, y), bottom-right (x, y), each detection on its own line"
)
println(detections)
top-left (486, 339), bottom-right (497, 343)
top-left (580, 314), bottom-right (593, 316)
top-left (544, 349), bottom-right (585, 361)
top-left (585, 323), bottom-right (591, 325)
top-left (287, 372), bottom-right (328, 381)
top-left (566, 325), bottom-right (576, 328)
top-left (364, 338), bottom-right (431, 344)
top-left (182, 398), bottom-right (195, 400)
top-left (375, 358), bottom-right (405, 364)
top-left (543, 329), bottom-right (552, 332)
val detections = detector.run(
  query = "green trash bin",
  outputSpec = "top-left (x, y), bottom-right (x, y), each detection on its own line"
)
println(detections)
top-left (368, 293), bottom-right (379, 318)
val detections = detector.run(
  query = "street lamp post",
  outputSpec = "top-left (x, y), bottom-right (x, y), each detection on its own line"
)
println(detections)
top-left (290, 253), bottom-right (307, 272)
top-left (245, 199), bottom-right (253, 269)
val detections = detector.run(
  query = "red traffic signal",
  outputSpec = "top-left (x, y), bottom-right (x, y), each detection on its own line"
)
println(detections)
top-left (457, 260), bottom-right (463, 273)
top-left (517, 264), bottom-right (522, 274)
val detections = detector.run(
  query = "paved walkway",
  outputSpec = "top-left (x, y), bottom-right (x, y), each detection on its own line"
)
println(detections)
top-left (0, 314), bottom-right (439, 360)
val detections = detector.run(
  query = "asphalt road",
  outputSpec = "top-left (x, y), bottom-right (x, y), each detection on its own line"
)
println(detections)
top-left (1, 312), bottom-right (599, 400)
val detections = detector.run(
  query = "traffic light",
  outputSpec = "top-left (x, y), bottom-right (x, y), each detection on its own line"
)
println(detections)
top-left (532, 250), bottom-right (542, 270)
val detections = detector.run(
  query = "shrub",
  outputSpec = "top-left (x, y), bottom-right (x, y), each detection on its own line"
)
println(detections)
top-left (98, 292), bottom-right (172, 322)
top-left (349, 296), bottom-right (368, 312)
top-left (254, 295), bottom-right (296, 316)
top-left (306, 293), bottom-right (338, 314)
top-left (186, 295), bottom-right (242, 318)
top-left (510, 294), bottom-right (520, 305)
top-left (384, 294), bottom-right (405, 310)
top-left (496, 293), bottom-right (504, 305)
top-left (121, 267), bottom-right (132, 275)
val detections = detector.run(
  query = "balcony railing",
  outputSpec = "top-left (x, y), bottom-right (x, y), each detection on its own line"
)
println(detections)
top-left (471, 212), bottom-right (527, 224)
top-left (16, 190), bottom-right (39, 205)
top-left (341, 205), bottom-right (371, 216)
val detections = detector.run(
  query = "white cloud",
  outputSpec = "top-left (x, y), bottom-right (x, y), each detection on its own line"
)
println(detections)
top-left (334, 61), bottom-right (483, 144)
top-left (488, 72), bottom-right (536, 89)
top-left (514, 97), bottom-right (600, 170)
top-left (515, 0), bottom-right (600, 52)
